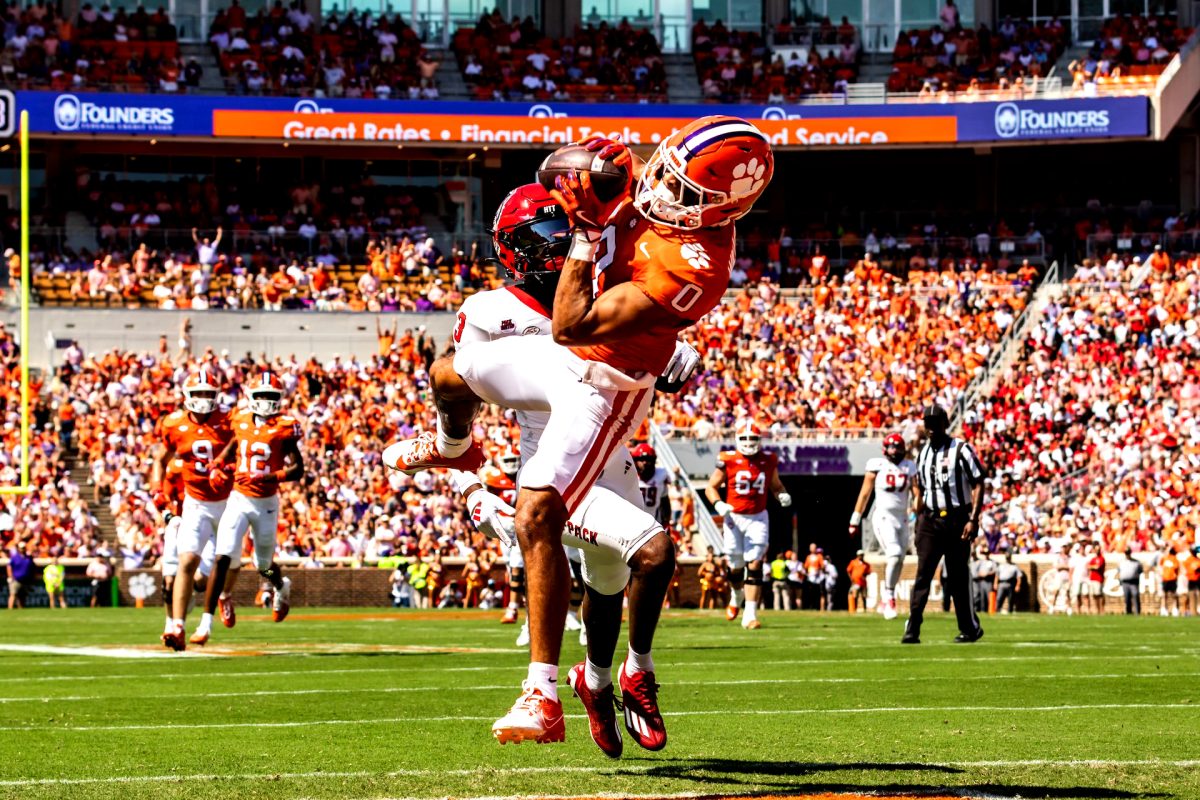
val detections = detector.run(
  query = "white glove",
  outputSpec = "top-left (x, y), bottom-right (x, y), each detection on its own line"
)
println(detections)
top-left (777, 492), bottom-right (792, 508)
top-left (656, 340), bottom-right (701, 392)
top-left (466, 489), bottom-right (516, 547)
top-left (713, 500), bottom-right (733, 517)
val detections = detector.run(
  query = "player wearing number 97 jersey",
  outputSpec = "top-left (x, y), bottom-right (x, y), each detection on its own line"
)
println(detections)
top-left (202, 371), bottom-right (305, 641)
top-left (849, 433), bottom-right (918, 620)
top-left (154, 368), bottom-right (233, 651)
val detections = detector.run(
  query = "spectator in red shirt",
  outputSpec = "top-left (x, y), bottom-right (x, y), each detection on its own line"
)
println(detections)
top-left (1086, 544), bottom-right (1106, 614)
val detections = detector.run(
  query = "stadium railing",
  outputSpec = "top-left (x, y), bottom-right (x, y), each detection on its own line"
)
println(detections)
top-left (951, 259), bottom-right (1061, 427)
top-left (648, 421), bottom-right (724, 554)
top-left (1085, 231), bottom-right (1200, 259)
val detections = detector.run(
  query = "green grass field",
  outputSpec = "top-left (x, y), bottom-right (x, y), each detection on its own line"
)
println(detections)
top-left (0, 608), bottom-right (1196, 800)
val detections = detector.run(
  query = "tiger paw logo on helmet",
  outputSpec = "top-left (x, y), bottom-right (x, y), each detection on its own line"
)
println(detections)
top-left (730, 157), bottom-right (768, 198)
top-left (680, 243), bottom-right (711, 271)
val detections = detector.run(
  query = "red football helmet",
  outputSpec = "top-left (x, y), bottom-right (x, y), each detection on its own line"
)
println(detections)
top-left (489, 183), bottom-right (571, 280)
top-left (248, 370), bottom-right (285, 418)
top-left (883, 433), bottom-right (905, 464)
top-left (634, 115), bottom-right (774, 230)
top-left (630, 442), bottom-right (656, 479)
top-left (480, 465), bottom-right (515, 494)
top-left (182, 368), bottom-right (220, 415)
top-left (735, 420), bottom-right (762, 456)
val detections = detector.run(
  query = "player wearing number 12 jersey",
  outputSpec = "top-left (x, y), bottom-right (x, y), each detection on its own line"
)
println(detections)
top-left (154, 368), bottom-right (233, 651)
top-left (195, 371), bottom-right (305, 643)
top-left (706, 421), bottom-right (791, 630)
top-left (849, 433), bottom-right (918, 620)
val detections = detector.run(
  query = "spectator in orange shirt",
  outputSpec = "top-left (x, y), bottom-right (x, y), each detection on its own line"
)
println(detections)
top-left (846, 550), bottom-right (872, 613)
top-left (1183, 547), bottom-right (1200, 617)
top-left (802, 543), bottom-right (825, 609)
top-left (1148, 245), bottom-right (1171, 275)
top-left (1159, 549), bottom-right (1181, 616)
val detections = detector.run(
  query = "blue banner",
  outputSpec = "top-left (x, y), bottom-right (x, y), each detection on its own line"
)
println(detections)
top-left (13, 90), bottom-right (1149, 145)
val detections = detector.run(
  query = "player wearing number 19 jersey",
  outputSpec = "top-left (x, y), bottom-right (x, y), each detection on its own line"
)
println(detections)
top-left (154, 368), bottom-right (233, 651)
top-left (706, 421), bottom-right (791, 630)
top-left (849, 433), bottom-right (918, 620)
top-left (196, 371), bottom-right (305, 643)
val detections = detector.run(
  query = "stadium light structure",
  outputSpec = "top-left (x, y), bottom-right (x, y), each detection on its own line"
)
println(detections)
top-left (0, 110), bottom-right (33, 496)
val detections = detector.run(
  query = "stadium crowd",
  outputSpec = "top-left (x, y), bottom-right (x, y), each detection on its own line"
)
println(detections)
top-left (454, 11), bottom-right (667, 102)
top-left (963, 253), bottom-right (1200, 561)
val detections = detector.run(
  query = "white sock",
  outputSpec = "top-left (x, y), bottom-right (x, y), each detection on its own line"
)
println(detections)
top-left (436, 420), bottom-right (470, 458)
top-left (507, 600), bottom-right (518, 610)
top-left (584, 658), bottom-right (611, 691)
top-left (881, 586), bottom-right (895, 604)
top-left (171, 617), bottom-right (183, 629)
top-left (527, 661), bottom-right (558, 700)
top-left (219, 591), bottom-right (230, 601)
top-left (197, 612), bottom-right (213, 632)
top-left (163, 617), bottom-right (173, 632)
top-left (626, 645), bottom-right (655, 674)
top-left (728, 588), bottom-right (741, 608)
top-left (745, 599), bottom-right (758, 618)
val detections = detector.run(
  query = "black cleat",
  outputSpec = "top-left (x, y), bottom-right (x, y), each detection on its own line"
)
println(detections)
top-left (901, 632), bottom-right (921, 644)
top-left (954, 628), bottom-right (984, 643)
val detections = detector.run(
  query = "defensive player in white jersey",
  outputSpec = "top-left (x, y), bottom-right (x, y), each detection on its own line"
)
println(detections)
top-left (849, 433), bottom-right (918, 619)
top-left (630, 443), bottom-right (675, 528)
top-left (413, 183), bottom-right (700, 755)
top-left (386, 119), bottom-right (772, 748)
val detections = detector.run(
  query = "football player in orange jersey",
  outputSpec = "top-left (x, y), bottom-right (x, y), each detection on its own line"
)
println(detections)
top-left (386, 118), bottom-right (771, 747)
top-left (152, 368), bottom-right (234, 651)
top-left (705, 420), bottom-right (791, 630)
top-left (192, 371), bottom-right (304, 644)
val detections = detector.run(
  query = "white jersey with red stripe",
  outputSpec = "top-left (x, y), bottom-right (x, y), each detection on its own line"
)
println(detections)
top-left (452, 285), bottom-right (636, 501)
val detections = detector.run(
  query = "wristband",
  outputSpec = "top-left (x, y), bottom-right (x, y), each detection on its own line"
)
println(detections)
top-left (850, 511), bottom-right (862, 526)
top-left (568, 229), bottom-right (601, 262)
top-left (449, 469), bottom-right (481, 495)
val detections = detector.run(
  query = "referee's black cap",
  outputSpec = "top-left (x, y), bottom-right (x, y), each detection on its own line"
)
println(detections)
top-left (922, 404), bottom-right (949, 431)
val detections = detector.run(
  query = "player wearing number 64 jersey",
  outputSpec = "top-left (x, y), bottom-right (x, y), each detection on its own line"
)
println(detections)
top-left (193, 371), bottom-right (305, 644)
top-left (153, 368), bottom-right (233, 651)
top-left (849, 433), bottom-right (918, 620)
top-left (706, 420), bottom-right (791, 630)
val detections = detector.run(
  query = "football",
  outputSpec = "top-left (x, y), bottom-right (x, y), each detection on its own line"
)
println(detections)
top-left (536, 143), bottom-right (631, 203)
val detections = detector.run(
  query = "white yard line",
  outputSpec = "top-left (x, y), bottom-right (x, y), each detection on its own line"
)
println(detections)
top-left (2, 651), bottom-right (1192, 682)
top-left (0, 644), bottom-right (215, 659)
top-left (4, 671), bottom-right (1198, 704)
top-left (2, 759), bottom-right (1198, 789)
top-left (1, 702), bottom-right (1196, 733)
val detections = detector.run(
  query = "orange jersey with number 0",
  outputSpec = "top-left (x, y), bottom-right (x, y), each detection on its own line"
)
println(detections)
top-left (231, 410), bottom-right (302, 498)
top-left (718, 450), bottom-right (779, 515)
top-left (570, 202), bottom-right (733, 375)
top-left (156, 410), bottom-right (234, 502)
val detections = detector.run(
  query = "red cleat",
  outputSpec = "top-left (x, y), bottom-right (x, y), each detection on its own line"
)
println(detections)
top-left (161, 622), bottom-right (186, 652)
top-left (568, 663), bottom-right (622, 758)
top-left (491, 683), bottom-right (566, 745)
top-left (618, 661), bottom-right (666, 752)
top-left (500, 607), bottom-right (519, 624)
top-left (219, 595), bottom-right (236, 628)
top-left (383, 432), bottom-right (486, 475)
top-left (725, 604), bottom-right (740, 622)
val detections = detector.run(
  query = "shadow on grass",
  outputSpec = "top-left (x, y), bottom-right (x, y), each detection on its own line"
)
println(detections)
top-left (621, 757), bottom-right (1163, 799)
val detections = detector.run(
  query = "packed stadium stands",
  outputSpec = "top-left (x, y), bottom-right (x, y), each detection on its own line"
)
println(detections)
top-left (453, 12), bottom-right (668, 102)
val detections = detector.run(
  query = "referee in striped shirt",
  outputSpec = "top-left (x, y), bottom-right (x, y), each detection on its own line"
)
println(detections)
top-left (903, 404), bottom-right (986, 645)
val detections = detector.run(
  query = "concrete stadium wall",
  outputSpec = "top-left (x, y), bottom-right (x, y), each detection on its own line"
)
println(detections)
top-left (0, 308), bottom-right (458, 369)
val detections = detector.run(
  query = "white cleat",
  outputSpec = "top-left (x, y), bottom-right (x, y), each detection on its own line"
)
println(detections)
top-left (516, 621), bottom-right (531, 647)
top-left (564, 610), bottom-right (582, 631)
top-left (272, 576), bottom-right (292, 622)
top-left (882, 600), bottom-right (898, 620)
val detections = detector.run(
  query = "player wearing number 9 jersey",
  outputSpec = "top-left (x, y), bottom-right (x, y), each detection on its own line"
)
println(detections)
top-left (849, 433), bottom-right (918, 620)
top-left (153, 368), bottom-right (233, 651)
top-left (706, 421), bottom-right (790, 630)
top-left (197, 371), bottom-right (305, 643)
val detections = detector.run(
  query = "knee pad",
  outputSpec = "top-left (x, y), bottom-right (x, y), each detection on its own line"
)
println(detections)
top-left (743, 568), bottom-right (761, 587)
top-left (162, 576), bottom-right (173, 599)
top-left (258, 564), bottom-right (277, 582)
top-left (508, 567), bottom-right (525, 594)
